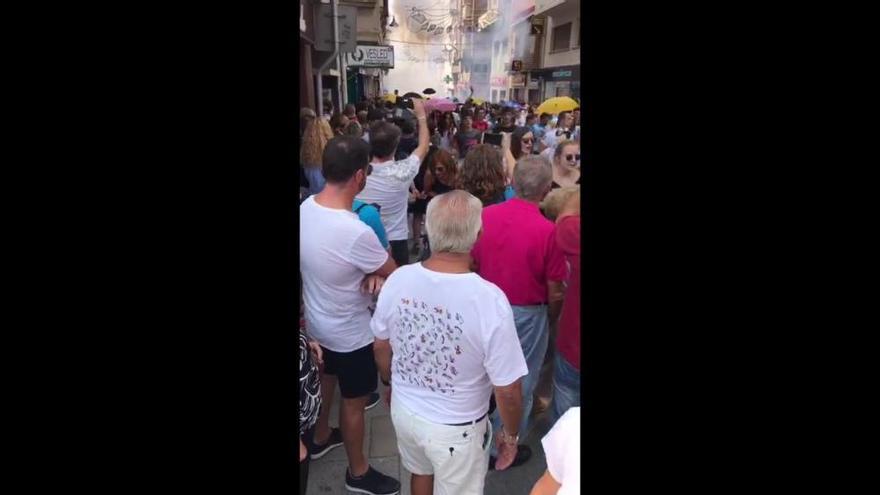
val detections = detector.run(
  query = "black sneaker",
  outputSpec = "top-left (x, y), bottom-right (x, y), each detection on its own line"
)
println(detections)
top-left (309, 427), bottom-right (343, 460)
top-left (345, 466), bottom-right (400, 495)
top-left (365, 392), bottom-right (381, 411)
top-left (488, 445), bottom-right (532, 471)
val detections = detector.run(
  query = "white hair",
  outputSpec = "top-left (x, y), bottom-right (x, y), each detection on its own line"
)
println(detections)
top-left (425, 190), bottom-right (483, 254)
top-left (513, 155), bottom-right (553, 200)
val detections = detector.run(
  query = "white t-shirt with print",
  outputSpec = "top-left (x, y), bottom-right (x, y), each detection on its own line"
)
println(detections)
top-left (300, 196), bottom-right (389, 353)
top-left (542, 407), bottom-right (581, 495)
top-left (371, 263), bottom-right (528, 424)
top-left (356, 154), bottom-right (421, 242)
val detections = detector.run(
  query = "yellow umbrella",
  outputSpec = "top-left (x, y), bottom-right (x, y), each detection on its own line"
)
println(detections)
top-left (536, 96), bottom-right (579, 115)
top-left (383, 93), bottom-right (397, 103)
top-left (472, 97), bottom-right (485, 105)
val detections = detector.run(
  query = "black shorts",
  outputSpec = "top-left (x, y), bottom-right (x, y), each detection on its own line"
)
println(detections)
top-left (389, 240), bottom-right (409, 267)
top-left (321, 343), bottom-right (377, 399)
top-left (407, 198), bottom-right (427, 215)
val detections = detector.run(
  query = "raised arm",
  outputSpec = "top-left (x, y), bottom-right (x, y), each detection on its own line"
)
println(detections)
top-left (411, 99), bottom-right (430, 162)
top-left (501, 132), bottom-right (516, 183)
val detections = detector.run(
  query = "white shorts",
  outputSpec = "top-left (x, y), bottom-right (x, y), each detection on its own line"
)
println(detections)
top-left (391, 400), bottom-right (492, 495)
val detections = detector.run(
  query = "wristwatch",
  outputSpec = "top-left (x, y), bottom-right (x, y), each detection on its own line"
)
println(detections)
top-left (500, 427), bottom-right (519, 445)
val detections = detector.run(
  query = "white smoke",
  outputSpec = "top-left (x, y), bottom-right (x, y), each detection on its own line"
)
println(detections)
top-left (384, 1), bottom-right (537, 102)
top-left (384, 0), bottom-right (455, 97)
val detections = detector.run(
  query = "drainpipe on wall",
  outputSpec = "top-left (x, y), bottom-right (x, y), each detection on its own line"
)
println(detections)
top-left (316, 0), bottom-right (340, 117)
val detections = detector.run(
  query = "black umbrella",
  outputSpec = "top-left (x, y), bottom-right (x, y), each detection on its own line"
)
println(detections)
top-left (423, 88), bottom-right (436, 95)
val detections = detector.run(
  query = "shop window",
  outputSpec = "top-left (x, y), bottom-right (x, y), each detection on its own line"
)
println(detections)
top-left (551, 22), bottom-right (572, 52)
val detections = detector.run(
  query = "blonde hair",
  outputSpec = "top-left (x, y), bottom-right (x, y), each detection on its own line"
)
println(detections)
top-left (301, 118), bottom-right (333, 166)
top-left (541, 186), bottom-right (580, 221)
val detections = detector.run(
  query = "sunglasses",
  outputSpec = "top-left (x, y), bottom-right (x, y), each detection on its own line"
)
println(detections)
top-left (565, 154), bottom-right (581, 162)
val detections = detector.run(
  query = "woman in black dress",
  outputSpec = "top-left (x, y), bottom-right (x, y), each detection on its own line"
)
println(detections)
top-left (418, 149), bottom-right (459, 260)
top-left (407, 140), bottom-right (438, 257)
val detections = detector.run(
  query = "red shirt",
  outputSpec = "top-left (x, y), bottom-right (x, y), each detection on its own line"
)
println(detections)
top-left (471, 198), bottom-right (567, 306)
top-left (472, 119), bottom-right (489, 132)
top-left (556, 215), bottom-right (581, 370)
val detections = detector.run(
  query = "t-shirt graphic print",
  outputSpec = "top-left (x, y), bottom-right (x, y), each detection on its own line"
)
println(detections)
top-left (371, 263), bottom-right (528, 425)
top-left (392, 298), bottom-right (465, 395)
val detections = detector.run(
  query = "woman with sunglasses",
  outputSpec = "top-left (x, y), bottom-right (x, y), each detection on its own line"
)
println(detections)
top-left (417, 149), bottom-right (459, 260)
top-left (510, 127), bottom-right (537, 160)
top-left (423, 148), bottom-right (458, 200)
top-left (497, 127), bottom-right (538, 201)
top-left (551, 140), bottom-right (581, 189)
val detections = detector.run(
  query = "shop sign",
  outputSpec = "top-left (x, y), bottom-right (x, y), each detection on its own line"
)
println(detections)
top-left (543, 66), bottom-right (579, 81)
top-left (491, 76), bottom-right (508, 87)
top-left (345, 45), bottom-right (395, 68)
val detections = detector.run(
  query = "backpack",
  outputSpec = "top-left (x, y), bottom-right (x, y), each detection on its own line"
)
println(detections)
top-left (354, 202), bottom-right (381, 215)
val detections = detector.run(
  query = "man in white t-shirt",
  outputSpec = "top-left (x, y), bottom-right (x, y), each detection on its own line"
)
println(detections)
top-left (300, 135), bottom-right (401, 495)
top-left (371, 190), bottom-right (528, 495)
top-left (529, 407), bottom-right (580, 495)
top-left (357, 98), bottom-right (431, 267)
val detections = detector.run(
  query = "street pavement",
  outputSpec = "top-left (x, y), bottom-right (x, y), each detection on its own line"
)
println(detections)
top-left (306, 381), bottom-right (554, 495)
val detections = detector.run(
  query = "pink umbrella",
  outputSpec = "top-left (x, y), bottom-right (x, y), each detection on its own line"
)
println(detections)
top-left (424, 97), bottom-right (456, 113)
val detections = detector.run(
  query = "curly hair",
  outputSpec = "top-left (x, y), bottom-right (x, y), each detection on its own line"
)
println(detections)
top-left (301, 118), bottom-right (331, 166)
top-left (428, 148), bottom-right (458, 186)
top-left (458, 144), bottom-right (506, 205)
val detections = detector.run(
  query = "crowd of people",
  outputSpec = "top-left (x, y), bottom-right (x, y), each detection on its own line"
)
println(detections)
top-left (299, 92), bottom-right (582, 495)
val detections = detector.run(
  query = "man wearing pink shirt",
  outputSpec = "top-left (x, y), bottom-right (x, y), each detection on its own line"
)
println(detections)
top-left (553, 190), bottom-right (581, 424)
top-left (471, 155), bottom-right (567, 467)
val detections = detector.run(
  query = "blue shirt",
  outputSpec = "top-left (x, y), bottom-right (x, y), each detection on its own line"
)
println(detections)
top-left (531, 123), bottom-right (546, 141)
top-left (352, 200), bottom-right (389, 249)
top-left (504, 185), bottom-right (516, 201)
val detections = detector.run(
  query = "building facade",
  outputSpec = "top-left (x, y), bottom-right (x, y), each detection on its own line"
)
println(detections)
top-left (468, 0), bottom-right (579, 106)
top-left (300, 0), bottom-right (317, 111)
top-left (533, 0), bottom-right (579, 101)
top-left (343, 0), bottom-right (388, 104)
top-left (300, 0), bottom-right (389, 113)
